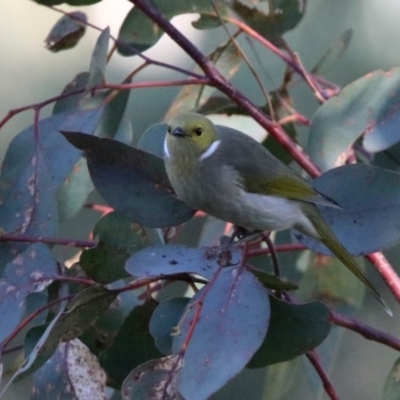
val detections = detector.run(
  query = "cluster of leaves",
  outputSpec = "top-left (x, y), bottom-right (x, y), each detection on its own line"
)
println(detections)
top-left (2, 0), bottom-right (400, 399)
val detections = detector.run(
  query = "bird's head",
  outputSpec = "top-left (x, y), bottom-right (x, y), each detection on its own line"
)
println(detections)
top-left (164, 113), bottom-right (220, 160)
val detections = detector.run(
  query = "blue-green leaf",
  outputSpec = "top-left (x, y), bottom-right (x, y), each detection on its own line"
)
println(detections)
top-left (0, 244), bottom-right (57, 343)
top-left (87, 27), bottom-right (110, 89)
top-left (61, 132), bottom-right (195, 227)
top-left (172, 267), bottom-right (270, 400)
top-left (298, 164), bottom-right (400, 255)
top-left (248, 297), bottom-right (331, 368)
top-left (309, 68), bottom-right (400, 171)
top-left (125, 245), bottom-right (241, 280)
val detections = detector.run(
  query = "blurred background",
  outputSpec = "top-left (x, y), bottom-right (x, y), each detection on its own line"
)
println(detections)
top-left (1, 0), bottom-right (400, 399)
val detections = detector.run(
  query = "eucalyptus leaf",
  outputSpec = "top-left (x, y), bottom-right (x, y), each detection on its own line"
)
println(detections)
top-left (149, 297), bottom-right (190, 355)
top-left (117, 1), bottom-right (226, 55)
top-left (45, 11), bottom-right (87, 52)
top-left (309, 68), bottom-right (400, 171)
top-left (126, 244), bottom-right (241, 280)
top-left (0, 243), bottom-right (57, 343)
top-left (14, 286), bottom-right (116, 381)
top-left (248, 297), bottom-right (331, 368)
top-left (31, 339), bottom-right (106, 400)
top-left (137, 123), bottom-right (166, 158)
top-left (56, 156), bottom-right (93, 222)
top-left (80, 212), bottom-right (152, 284)
top-left (100, 299), bottom-right (163, 387)
top-left (172, 267), bottom-right (270, 400)
top-left (121, 355), bottom-right (183, 400)
top-left (52, 72), bottom-right (107, 114)
top-left (232, 0), bottom-right (306, 46)
top-left (297, 164), bottom-right (400, 256)
top-left (61, 132), bottom-right (195, 227)
top-left (383, 356), bottom-right (400, 400)
top-left (87, 27), bottom-right (110, 89)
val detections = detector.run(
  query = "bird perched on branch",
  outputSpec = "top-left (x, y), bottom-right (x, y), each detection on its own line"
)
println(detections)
top-left (163, 112), bottom-right (389, 314)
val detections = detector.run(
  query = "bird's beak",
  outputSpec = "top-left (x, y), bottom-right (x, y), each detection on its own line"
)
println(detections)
top-left (171, 126), bottom-right (186, 137)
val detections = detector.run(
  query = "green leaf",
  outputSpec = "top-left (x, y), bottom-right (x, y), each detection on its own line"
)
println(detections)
top-left (311, 29), bottom-right (353, 75)
top-left (56, 156), bottom-right (93, 222)
top-left (137, 123), bottom-right (166, 158)
top-left (90, 280), bottom-right (141, 352)
top-left (1, 109), bottom-right (103, 189)
top-left (232, 0), bottom-right (306, 46)
top-left (117, 1), bottom-right (227, 55)
top-left (61, 132), bottom-right (195, 227)
top-left (126, 244), bottom-right (241, 280)
top-left (99, 299), bottom-right (163, 387)
top-left (149, 297), bottom-right (190, 355)
top-left (172, 267), bottom-right (270, 400)
top-left (0, 244), bottom-right (57, 343)
top-left (0, 146), bottom-right (58, 270)
top-left (14, 286), bottom-right (116, 382)
top-left (121, 355), bottom-right (183, 400)
top-left (52, 72), bottom-right (108, 115)
top-left (384, 356), bottom-right (400, 400)
top-left (297, 252), bottom-right (366, 309)
top-left (297, 164), bottom-right (400, 256)
top-left (248, 297), bottom-right (331, 368)
top-left (251, 269), bottom-right (298, 291)
top-left (45, 11), bottom-right (87, 52)
top-left (24, 324), bottom-right (48, 359)
top-left (80, 212), bottom-right (152, 284)
top-left (114, 116), bottom-right (134, 144)
top-left (96, 83), bottom-right (132, 139)
top-left (309, 68), bottom-right (400, 171)
top-left (31, 339), bottom-right (106, 400)
top-left (87, 27), bottom-right (110, 89)
top-left (0, 108), bottom-right (103, 267)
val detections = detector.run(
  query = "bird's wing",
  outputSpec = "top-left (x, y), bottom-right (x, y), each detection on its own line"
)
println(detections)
top-left (216, 126), bottom-right (339, 208)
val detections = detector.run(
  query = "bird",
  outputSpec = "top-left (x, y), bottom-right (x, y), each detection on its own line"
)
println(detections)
top-left (163, 112), bottom-right (390, 314)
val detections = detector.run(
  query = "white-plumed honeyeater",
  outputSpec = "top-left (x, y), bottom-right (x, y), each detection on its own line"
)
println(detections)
top-left (163, 112), bottom-right (390, 314)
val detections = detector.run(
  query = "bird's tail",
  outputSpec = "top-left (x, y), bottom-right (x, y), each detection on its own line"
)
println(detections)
top-left (305, 206), bottom-right (392, 315)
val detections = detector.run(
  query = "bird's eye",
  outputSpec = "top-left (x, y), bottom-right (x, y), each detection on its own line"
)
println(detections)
top-left (195, 127), bottom-right (203, 136)
top-left (167, 125), bottom-right (171, 133)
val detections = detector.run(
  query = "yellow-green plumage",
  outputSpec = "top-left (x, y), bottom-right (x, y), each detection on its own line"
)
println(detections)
top-left (163, 112), bottom-right (389, 313)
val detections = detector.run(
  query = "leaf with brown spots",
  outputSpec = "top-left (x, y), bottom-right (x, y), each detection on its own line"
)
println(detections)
top-left (121, 354), bottom-right (184, 400)
top-left (13, 285), bottom-right (116, 382)
top-left (0, 243), bottom-right (58, 343)
top-left (31, 339), bottom-right (106, 400)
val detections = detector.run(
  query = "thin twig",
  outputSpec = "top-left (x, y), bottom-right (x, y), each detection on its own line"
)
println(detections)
top-left (0, 78), bottom-right (210, 131)
top-left (306, 350), bottom-right (341, 400)
top-left (0, 234), bottom-right (96, 248)
top-left (247, 243), bottom-right (306, 257)
top-left (330, 311), bottom-right (400, 351)
top-left (262, 234), bottom-right (281, 277)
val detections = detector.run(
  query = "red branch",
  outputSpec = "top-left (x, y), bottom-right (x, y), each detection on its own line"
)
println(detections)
top-left (367, 252), bottom-right (400, 303)
top-left (1, 295), bottom-right (74, 351)
top-left (306, 350), bottom-right (341, 400)
top-left (330, 311), bottom-right (400, 351)
top-left (0, 234), bottom-right (96, 248)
